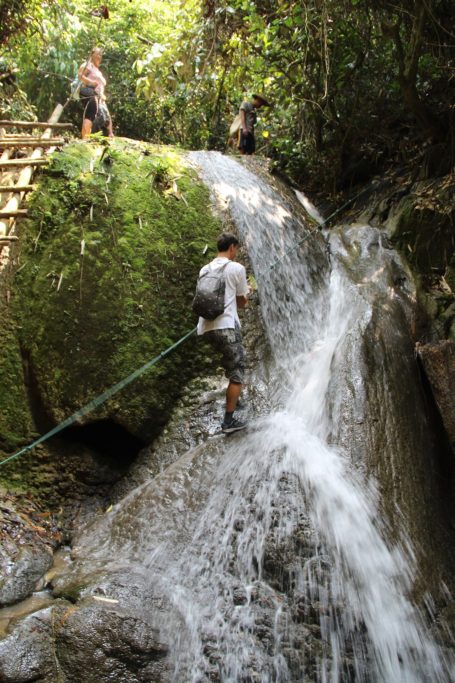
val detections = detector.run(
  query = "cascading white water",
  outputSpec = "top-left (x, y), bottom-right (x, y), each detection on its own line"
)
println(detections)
top-left (136, 151), bottom-right (449, 682)
top-left (64, 151), bottom-right (452, 682)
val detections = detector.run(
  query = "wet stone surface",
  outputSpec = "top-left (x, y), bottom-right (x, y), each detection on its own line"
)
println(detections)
top-left (1, 156), bottom-right (454, 682)
top-left (416, 339), bottom-right (455, 451)
top-left (0, 494), bottom-right (61, 608)
top-left (0, 602), bottom-right (70, 683)
top-left (110, 286), bottom-right (271, 502)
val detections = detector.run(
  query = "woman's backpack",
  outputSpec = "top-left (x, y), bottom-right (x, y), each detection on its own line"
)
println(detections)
top-left (70, 77), bottom-right (82, 101)
top-left (92, 103), bottom-right (110, 134)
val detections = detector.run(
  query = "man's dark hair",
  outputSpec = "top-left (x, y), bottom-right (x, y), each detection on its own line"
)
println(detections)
top-left (217, 232), bottom-right (239, 252)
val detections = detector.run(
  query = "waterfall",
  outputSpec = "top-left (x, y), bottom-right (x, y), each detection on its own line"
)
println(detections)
top-left (64, 152), bottom-right (453, 682)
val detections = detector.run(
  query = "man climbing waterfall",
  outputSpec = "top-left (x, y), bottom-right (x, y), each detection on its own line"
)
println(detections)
top-left (196, 233), bottom-right (249, 434)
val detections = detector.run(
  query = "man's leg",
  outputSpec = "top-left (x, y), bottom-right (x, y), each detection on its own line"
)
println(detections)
top-left (226, 380), bottom-right (242, 413)
top-left (239, 130), bottom-right (255, 155)
top-left (222, 328), bottom-right (247, 431)
top-left (239, 130), bottom-right (249, 155)
top-left (203, 328), bottom-right (247, 432)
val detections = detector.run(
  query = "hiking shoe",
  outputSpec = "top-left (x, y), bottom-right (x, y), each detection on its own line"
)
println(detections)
top-left (221, 417), bottom-right (248, 434)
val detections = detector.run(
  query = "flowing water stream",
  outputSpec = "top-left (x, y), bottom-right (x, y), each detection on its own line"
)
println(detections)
top-left (153, 152), bottom-right (448, 681)
top-left (60, 152), bottom-right (453, 681)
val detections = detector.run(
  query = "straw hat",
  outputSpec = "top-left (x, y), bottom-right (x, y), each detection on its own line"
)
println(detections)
top-left (252, 93), bottom-right (271, 106)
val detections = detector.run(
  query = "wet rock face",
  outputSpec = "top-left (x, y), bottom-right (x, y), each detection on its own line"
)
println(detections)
top-left (56, 601), bottom-right (169, 683)
top-left (416, 340), bottom-right (455, 452)
top-left (0, 545), bottom-right (52, 608)
top-left (0, 285), bottom-right (271, 681)
top-left (0, 603), bottom-right (69, 683)
top-left (0, 496), bottom-right (60, 608)
top-left (348, 175), bottom-right (455, 343)
top-left (385, 191), bottom-right (455, 277)
top-left (47, 463), bottom-right (352, 683)
top-left (1, 159), bottom-right (454, 681)
top-left (0, 597), bottom-right (169, 683)
top-left (327, 225), bottom-right (454, 589)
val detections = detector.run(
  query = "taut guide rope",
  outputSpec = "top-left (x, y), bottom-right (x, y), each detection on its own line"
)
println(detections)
top-left (0, 327), bottom-right (196, 467)
top-left (0, 177), bottom-right (370, 467)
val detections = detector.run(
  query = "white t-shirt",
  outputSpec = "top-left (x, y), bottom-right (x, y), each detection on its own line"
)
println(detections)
top-left (197, 257), bottom-right (249, 335)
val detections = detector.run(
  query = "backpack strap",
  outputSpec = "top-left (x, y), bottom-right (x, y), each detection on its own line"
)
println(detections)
top-left (203, 259), bottom-right (230, 277)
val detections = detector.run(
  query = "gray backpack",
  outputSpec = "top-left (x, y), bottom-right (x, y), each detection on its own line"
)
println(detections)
top-left (192, 261), bottom-right (229, 320)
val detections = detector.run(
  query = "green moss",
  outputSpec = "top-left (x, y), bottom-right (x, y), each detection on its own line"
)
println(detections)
top-left (0, 302), bottom-right (33, 453)
top-left (391, 197), bottom-right (455, 275)
top-left (12, 139), bottom-right (222, 441)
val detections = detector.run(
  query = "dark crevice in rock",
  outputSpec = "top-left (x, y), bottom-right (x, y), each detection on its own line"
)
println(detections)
top-left (60, 420), bottom-right (145, 466)
top-left (415, 355), bottom-right (455, 528)
top-left (21, 346), bottom-right (145, 466)
top-left (20, 348), bottom-right (55, 435)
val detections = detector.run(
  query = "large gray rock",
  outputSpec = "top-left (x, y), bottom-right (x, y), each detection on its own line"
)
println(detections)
top-left (0, 544), bottom-right (53, 607)
top-left (0, 604), bottom-right (67, 682)
top-left (0, 496), bottom-right (56, 608)
top-left (56, 599), bottom-right (169, 683)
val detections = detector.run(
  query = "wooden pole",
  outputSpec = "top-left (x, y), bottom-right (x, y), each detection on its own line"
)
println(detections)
top-left (0, 184), bottom-right (36, 192)
top-left (0, 120), bottom-right (73, 129)
top-left (0, 139), bottom-right (65, 148)
top-left (0, 158), bottom-right (49, 168)
top-left (0, 148), bottom-right (15, 233)
top-left (0, 135), bottom-right (64, 139)
top-left (0, 209), bottom-right (28, 217)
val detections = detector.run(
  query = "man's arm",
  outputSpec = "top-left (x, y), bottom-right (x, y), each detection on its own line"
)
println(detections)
top-left (235, 264), bottom-right (249, 309)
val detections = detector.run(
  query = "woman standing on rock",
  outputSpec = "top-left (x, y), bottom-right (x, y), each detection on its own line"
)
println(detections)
top-left (78, 47), bottom-right (114, 138)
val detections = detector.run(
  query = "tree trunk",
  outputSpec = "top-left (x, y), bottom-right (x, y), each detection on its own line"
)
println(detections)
top-left (384, 1), bottom-right (442, 138)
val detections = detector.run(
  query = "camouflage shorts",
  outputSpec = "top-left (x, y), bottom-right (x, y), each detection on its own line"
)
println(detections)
top-left (204, 326), bottom-right (245, 384)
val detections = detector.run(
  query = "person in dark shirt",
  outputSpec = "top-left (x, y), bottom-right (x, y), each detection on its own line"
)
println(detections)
top-left (238, 93), bottom-right (271, 155)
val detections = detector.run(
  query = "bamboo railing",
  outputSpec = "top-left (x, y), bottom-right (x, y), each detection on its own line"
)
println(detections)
top-left (0, 105), bottom-right (71, 271)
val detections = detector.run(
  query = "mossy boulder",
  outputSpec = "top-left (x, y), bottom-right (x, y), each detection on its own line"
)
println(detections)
top-left (383, 180), bottom-right (455, 340)
top-left (387, 190), bottom-right (454, 275)
top-left (0, 301), bottom-right (34, 452)
top-left (10, 139), bottom-right (221, 444)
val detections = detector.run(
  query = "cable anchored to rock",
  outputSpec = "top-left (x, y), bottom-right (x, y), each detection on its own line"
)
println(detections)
top-left (0, 327), bottom-right (197, 468)
top-left (0, 166), bottom-right (379, 468)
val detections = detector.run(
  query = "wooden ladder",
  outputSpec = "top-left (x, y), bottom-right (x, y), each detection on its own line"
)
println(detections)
top-left (0, 106), bottom-right (73, 271)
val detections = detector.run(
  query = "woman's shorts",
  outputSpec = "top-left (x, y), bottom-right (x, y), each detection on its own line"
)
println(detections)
top-left (204, 327), bottom-right (245, 384)
top-left (82, 90), bottom-right (99, 122)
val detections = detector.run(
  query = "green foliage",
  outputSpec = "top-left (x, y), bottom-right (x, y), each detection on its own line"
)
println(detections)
top-left (4, 0), bottom-right (454, 190)
top-left (12, 140), bottom-right (222, 441)
top-left (0, 69), bottom-right (37, 121)
top-left (0, 0), bottom-right (45, 46)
